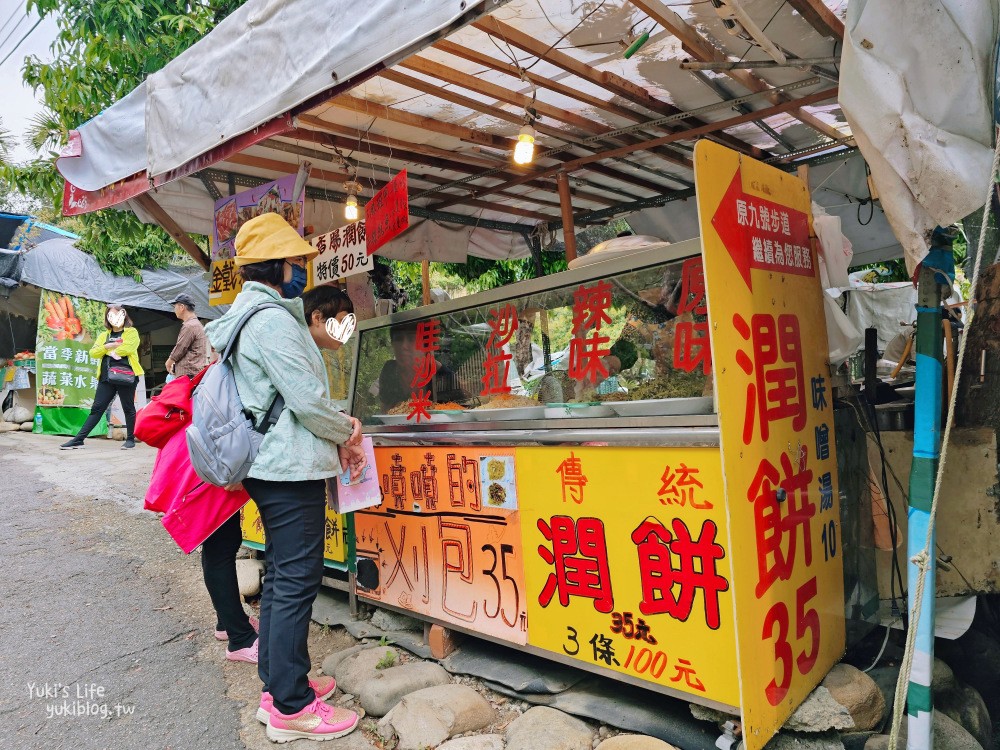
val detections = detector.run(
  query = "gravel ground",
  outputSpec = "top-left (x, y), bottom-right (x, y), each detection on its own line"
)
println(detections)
top-left (0, 431), bottom-right (356, 750)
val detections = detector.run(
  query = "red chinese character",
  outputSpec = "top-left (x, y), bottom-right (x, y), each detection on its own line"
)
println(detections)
top-left (569, 332), bottom-right (611, 385)
top-left (416, 319), bottom-right (442, 352)
top-left (556, 452), bottom-right (588, 504)
top-left (670, 658), bottom-right (706, 692)
top-left (411, 353), bottom-right (437, 389)
top-left (572, 281), bottom-right (613, 334)
top-left (481, 305), bottom-right (518, 396)
top-left (676, 259), bottom-right (707, 316)
top-left (631, 518), bottom-right (729, 630)
top-left (537, 516), bottom-right (614, 613)
top-left (657, 464), bottom-right (711, 509)
top-left (673, 321), bottom-right (712, 375)
top-left (735, 313), bottom-right (806, 445)
top-left (746, 447), bottom-right (816, 599)
top-left (485, 304), bottom-right (518, 349)
top-left (407, 389), bottom-right (433, 423)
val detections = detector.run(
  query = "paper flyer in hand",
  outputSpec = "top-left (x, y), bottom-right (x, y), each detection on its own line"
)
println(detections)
top-left (329, 437), bottom-right (382, 514)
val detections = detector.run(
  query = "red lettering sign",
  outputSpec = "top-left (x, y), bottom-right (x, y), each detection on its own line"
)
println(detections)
top-left (366, 170), bottom-right (409, 255)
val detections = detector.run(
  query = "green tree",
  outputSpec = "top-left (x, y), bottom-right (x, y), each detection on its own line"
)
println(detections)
top-left (5, 0), bottom-right (246, 276)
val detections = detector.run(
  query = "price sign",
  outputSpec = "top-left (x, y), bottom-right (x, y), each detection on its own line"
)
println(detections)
top-left (311, 220), bottom-right (372, 284)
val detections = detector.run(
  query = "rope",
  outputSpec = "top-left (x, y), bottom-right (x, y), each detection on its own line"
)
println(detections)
top-left (886, 132), bottom-right (1000, 749)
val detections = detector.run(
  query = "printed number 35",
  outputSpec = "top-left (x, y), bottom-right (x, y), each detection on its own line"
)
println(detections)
top-left (763, 577), bottom-right (819, 706)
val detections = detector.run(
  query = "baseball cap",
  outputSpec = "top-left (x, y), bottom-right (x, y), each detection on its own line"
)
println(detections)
top-left (171, 293), bottom-right (197, 308)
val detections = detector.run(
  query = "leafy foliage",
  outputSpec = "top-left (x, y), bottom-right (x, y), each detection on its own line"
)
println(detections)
top-left (4, 0), bottom-right (246, 275)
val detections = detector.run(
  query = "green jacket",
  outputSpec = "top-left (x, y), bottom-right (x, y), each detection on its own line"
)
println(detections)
top-left (90, 327), bottom-right (145, 378)
top-left (205, 282), bottom-right (353, 482)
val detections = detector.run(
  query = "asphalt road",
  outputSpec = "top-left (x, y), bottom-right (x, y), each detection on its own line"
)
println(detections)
top-left (0, 432), bottom-right (354, 750)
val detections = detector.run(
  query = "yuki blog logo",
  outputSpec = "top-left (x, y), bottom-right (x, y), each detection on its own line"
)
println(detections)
top-left (325, 313), bottom-right (357, 345)
top-left (27, 682), bottom-right (135, 720)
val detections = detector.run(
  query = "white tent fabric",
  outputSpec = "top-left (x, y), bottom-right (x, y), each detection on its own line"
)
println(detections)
top-left (20, 239), bottom-right (221, 319)
top-left (56, 82), bottom-right (148, 193)
top-left (839, 0), bottom-right (999, 274)
top-left (143, 0), bottom-right (498, 179)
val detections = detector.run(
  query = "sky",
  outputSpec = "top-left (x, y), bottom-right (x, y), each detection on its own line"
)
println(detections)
top-left (0, 1), bottom-right (59, 163)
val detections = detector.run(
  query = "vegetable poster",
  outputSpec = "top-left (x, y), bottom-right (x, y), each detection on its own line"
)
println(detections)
top-left (209, 173), bottom-right (305, 306)
top-left (35, 290), bottom-right (107, 409)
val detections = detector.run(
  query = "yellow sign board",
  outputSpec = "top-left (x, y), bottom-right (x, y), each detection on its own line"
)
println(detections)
top-left (517, 446), bottom-right (740, 707)
top-left (241, 498), bottom-right (347, 564)
top-left (209, 258), bottom-right (241, 306)
top-left (695, 140), bottom-right (845, 748)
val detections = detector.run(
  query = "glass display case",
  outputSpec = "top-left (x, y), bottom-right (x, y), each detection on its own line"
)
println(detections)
top-left (348, 239), bottom-right (718, 443)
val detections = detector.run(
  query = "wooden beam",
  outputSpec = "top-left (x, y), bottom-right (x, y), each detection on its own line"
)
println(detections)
top-left (134, 193), bottom-right (209, 270)
top-left (470, 16), bottom-right (764, 157)
top-left (557, 172), bottom-right (577, 262)
top-left (786, 0), bottom-right (844, 40)
top-left (398, 54), bottom-right (694, 174)
top-left (379, 68), bottom-right (668, 194)
top-left (630, 0), bottom-right (844, 141)
top-left (228, 150), bottom-right (560, 223)
top-left (326, 96), bottom-right (625, 205)
top-left (284, 129), bottom-right (572, 210)
top-left (431, 87), bottom-right (838, 210)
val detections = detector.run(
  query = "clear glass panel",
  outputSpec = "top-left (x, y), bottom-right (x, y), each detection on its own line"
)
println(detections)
top-left (351, 256), bottom-right (713, 425)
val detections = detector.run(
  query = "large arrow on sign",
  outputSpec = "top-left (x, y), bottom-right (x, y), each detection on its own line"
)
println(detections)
top-left (710, 168), bottom-right (752, 291)
top-left (710, 167), bottom-right (813, 293)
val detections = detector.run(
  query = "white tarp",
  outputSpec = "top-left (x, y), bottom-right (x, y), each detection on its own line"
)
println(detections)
top-left (144, 0), bottom-right (500, 178)
top-left (839, 0), bottom-right (999, 274)
top-left (56, 82), bottom-right (148, 193)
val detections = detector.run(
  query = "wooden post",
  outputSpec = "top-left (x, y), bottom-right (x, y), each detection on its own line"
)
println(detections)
top-left (421, 260), bottom-right (431, 306)
top-left (557, 171), bottom-right (577, 262)
top-left (134, 193), bottom-right (210, 271)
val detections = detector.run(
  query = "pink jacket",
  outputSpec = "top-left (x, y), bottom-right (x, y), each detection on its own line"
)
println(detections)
top-left (145, 428), bottom-right (250, 554)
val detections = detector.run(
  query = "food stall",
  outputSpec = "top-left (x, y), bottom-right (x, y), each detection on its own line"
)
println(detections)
top-left (333, 142), bottom-right (845, 745)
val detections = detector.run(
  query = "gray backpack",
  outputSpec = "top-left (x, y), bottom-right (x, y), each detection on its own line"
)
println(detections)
top-left (186, 303), bottom-right (286, 487)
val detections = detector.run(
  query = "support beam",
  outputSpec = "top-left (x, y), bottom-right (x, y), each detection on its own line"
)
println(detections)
top-left (470, 17), bottom-right (764, 158)
top-left (557, 172), bottom-right (577, 262)
top-left (786, 0), bottom-right (845, 40)
top-left (134, 193), bottom-right (209, 270)
top-left (630, 0), bottom-right (844, 141)
top-left (379, 68), bottom-right (670, 194)
top-left (432, 87), bottom-right (838, 210)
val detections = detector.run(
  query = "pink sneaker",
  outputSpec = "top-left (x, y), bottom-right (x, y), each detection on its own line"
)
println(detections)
top-left (225, 638), bottom-right (258, 664)
top-left (255, 676), bottom-right (337, 723)
top-left (266, 697), bottom-right (359, 743)
top-left (215, 615), bottom-right (259, 641)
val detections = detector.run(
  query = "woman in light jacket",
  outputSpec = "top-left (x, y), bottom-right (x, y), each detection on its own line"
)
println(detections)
top-left (205, 213), bottom-right (366, 743)
top-left (61, 304), bottom-right (143, 450)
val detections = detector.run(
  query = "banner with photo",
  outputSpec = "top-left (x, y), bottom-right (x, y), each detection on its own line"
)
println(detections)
top-left (33, 289), bottom-right (110, 436)
top-left (210, 173), bottom-right (305, 305)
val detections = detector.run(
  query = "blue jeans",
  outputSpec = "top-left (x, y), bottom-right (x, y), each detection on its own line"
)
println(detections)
top-left (242, 477), bottom-right (326, 714)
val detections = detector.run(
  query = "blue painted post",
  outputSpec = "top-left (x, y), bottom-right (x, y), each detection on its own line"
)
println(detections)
top-left (906, 233), bottom-right (953, 749)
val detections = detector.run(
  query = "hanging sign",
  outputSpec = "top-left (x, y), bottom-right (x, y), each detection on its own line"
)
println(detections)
top-left (695, 140), bottom-right (845, 750)
top-left (365, 170), bottom-right (409, 256)
top-left (311, 220), bottom-right (373, 284)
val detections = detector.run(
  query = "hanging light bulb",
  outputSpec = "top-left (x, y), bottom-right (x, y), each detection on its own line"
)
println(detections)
top-left (344, 194), bottom-right (359, 221)
top-left (513, 124), bottom-right (536, 165)
top-left (343, 180), bottom-right (361, 222)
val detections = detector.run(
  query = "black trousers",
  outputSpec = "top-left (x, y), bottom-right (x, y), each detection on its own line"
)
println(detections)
top-left (75, 378), bottom-right (138, 440)
top-left (243, 477), bottom-right (326, 715)
top-left (201, 513), bottom-right (257, 651)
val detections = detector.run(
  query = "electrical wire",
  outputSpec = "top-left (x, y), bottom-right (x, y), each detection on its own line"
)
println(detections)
top-left (862, 619), bottom-right (898, 673)
top-left (0, 11), bottom-right (27, 59)
top-left (0, 16), bottom-right (41, 69)
top-left (0, 3), bottom-right (23, 41)
top-left (523, 0), bottom-right (609, 73)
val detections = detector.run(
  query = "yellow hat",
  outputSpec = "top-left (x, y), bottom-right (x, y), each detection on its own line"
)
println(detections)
top-left (234, 212), bottom-right (318, 267)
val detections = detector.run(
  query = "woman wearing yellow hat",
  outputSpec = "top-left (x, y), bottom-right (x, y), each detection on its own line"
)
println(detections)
top-left (205, 213), bottom-right (366, 742)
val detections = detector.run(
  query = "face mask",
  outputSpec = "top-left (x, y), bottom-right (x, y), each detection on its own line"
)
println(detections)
top-left (281, 264), bottom-right (307, 298)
